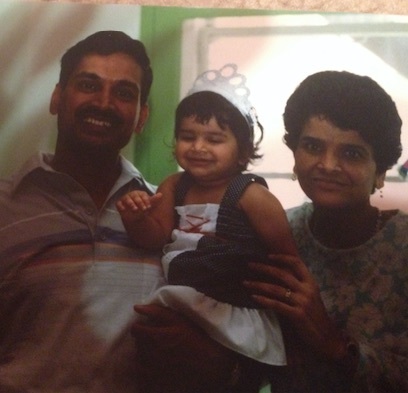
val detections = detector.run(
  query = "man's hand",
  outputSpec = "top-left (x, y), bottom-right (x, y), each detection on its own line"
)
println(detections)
top-left (131, 304), bottom-right (248, 392)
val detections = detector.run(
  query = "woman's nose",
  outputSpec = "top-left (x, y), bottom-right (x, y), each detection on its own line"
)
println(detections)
top-left (317, 152), bottom-right (341, 171)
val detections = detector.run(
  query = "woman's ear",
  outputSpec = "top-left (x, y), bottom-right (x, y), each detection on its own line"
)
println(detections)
top-left (49, 84), bottom-right (61, 115)
top-left (291, 165), bottom-right (298, 181)
top-left (375, 171), bottom-right (386, 190)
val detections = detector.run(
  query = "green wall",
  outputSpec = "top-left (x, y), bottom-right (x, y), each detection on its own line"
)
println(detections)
top-left (136, 5), bottom-right (280, 185)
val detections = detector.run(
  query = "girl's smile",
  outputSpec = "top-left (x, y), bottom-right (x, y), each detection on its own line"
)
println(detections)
top-left (175, 115), bottom-right (244, 185)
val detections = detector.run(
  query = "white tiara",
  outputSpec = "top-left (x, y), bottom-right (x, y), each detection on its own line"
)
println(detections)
top-left (187, 64), bottom-right (257, 126)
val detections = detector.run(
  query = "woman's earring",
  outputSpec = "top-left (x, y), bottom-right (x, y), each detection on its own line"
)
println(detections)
top-left (374, 186), bottom-right (384, 198)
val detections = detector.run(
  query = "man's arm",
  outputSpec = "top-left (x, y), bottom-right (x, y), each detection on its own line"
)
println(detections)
top-left (132, 304), bottom-right (265, 393)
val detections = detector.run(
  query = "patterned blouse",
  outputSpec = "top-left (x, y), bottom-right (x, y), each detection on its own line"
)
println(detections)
top-left (268, 203), bottom-right (408, 393)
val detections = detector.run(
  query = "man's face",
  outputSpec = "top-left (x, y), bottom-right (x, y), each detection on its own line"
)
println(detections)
top-left (50, 52), bottom-right (148, 153)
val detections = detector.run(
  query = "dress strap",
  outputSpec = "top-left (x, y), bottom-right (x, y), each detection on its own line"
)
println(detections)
top-left (220, 173), bottom-right (268, 208)
top-left (174, 172), bottom-right (267, 208)
top-left (174, 172), bottom-right (193, 206)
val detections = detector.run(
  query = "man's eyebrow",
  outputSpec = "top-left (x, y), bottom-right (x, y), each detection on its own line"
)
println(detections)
top-left (72, 71), bottom-right (100, 80)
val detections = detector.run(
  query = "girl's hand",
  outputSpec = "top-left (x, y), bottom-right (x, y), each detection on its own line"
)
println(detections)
top-left (116, 191), bottom-right (163, 216)
top-left (244, 254), bottom-right (350, 363)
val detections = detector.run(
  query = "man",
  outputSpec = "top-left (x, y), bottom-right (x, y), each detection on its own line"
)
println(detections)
top-left (0, 31), bottom-right (247, 392)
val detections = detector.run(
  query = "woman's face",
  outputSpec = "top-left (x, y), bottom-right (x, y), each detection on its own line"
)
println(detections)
top-left (293, 115), bottom-right (385, 209)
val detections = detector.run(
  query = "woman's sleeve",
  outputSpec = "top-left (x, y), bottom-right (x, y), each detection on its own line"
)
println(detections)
top-left (349, 333), bottom-right (408, 392)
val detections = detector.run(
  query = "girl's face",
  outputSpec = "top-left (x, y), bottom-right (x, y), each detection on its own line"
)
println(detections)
top-left (293, 115), bottom-right (385, 209)
top-left (175, 115), bottom-right (246, 184)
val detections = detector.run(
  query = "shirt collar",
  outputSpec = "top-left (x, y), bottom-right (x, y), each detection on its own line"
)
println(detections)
top-left (10, 152), bottom-right (53, 193)
top-left (10, 152), bottom-right (157, 195)
top-left (113, 155), bottom-right (157, 195)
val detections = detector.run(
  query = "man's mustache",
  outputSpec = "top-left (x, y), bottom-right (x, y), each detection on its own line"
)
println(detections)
top-left (76, 106), bottom-right (123, 127)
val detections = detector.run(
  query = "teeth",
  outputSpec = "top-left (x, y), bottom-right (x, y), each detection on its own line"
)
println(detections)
top-left (84, 117), bottom-right (112, 128)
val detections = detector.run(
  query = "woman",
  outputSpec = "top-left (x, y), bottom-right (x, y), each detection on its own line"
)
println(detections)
top-left (245, 70), bottom-right (408, 392)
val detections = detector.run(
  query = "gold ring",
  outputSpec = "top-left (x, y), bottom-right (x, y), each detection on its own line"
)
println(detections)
top-left (285, 288), bottom-right (292, 300)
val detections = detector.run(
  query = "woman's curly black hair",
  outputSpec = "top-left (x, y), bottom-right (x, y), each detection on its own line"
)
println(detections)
top-left (283, 70), bottom-right (402, 173)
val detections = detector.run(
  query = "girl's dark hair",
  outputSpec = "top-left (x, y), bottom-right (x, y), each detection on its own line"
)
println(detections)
top-left (59, 31), bottom-right (153, 105)
top-left (283, 70), bottom-right (402, 173)
top-left (175, 91), bottom-right (263, 169)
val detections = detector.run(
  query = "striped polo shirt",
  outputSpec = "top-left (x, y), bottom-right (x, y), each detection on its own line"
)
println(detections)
top-left (0, 153), bottom-right (164, 392)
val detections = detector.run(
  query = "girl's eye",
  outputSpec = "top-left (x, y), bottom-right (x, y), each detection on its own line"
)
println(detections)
top-left (178, 133), bottom-right (195, 141)
top-left (207, 137), bottom-right (224, 144)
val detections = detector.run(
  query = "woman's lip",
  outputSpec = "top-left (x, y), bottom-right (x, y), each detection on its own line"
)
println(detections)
top-left (313, 177), bottom-right (346, 188)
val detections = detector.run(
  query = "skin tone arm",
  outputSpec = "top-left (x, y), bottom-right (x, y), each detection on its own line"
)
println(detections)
top-left (132, 303), bottom-right (256, 393)
top-left (116, 172), bottom-right (182, 249)
top-left (240, 184), bottom-right (357, 368)
top-left (238, 182), bottom-right (299, 257)
top-left (243, 254), bottom-right (359, 370)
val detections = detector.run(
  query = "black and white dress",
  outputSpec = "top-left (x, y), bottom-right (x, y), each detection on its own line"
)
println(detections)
top-left (148, 172), bottom-right (286, 365)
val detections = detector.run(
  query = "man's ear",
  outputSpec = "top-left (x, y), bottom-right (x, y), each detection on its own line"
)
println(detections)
top-left (49, 84), bottom-right (61, 115)
top-left (134, 104), bottom-right (149, 135)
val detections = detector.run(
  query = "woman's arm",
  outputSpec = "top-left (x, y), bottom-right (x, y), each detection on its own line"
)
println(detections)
top-left (243, 253), bottom-right (353, 363)
top-left (240, 184), bottom-right (353, 363)
top-left (244, 254), bottom-right (360, 393)
top-left (244, 254), bottom-right (408, 392)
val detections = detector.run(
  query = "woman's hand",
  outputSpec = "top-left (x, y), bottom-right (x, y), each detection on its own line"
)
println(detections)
top-left (244, 254), bottom-right (350, 363)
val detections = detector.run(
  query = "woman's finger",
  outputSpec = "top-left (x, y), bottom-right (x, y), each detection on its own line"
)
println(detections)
top-left (266, 253), bottom-right (310, 281)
